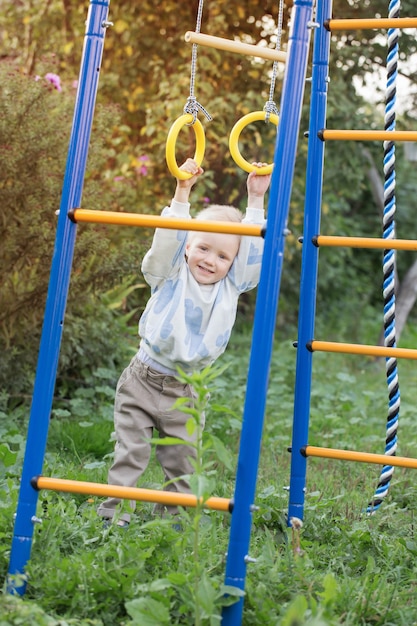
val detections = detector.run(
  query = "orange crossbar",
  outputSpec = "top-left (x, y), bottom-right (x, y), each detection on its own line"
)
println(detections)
top-left (303, 446), bottom-right (417, 470)
top-left (321, 129), bottom-right (417, 142)
top-left (315, 235), bottom-right (417, 251)
top-left (310, 340), bottom-right (417, 360)
top-left (69, 209), bottom-right (263, 237)
top-left (33, 476), bottom-right (232, 512)
top-left (326, 17), bottom-right (417, 31)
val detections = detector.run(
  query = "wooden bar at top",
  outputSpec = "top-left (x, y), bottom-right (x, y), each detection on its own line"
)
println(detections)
top-left (69, 209), bottom-right (263, 237)
top-left (326, 17), bottom-right (417, 31)
top-left (321, 129), bottom-right (417, 142)
top-left (303, 446), bottom-right (417, 470)
top-left (309, 340), bottom-right (417, 360)
top-left (185, 31), bottom-right (287, 63)
top-left (315, 235), bottom-right (417, 251)
top-left (33, 476), bottom-right (232, 512)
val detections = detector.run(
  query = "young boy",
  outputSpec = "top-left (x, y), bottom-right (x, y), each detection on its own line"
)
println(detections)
top-left (98, 159), bottom-right (271, 526)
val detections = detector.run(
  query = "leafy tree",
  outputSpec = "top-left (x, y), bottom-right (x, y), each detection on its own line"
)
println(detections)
top-left (1, 0), bottom-right (417, 402)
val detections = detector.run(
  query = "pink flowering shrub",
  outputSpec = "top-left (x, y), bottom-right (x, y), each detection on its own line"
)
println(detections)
top-left (45, 72), bottom-right (62, 92)
top-left (135, 154), bottom-right (150, 177)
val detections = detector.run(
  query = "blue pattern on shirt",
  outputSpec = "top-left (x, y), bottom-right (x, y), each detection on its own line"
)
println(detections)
top-left (184, 298), bottom-right (209, 358)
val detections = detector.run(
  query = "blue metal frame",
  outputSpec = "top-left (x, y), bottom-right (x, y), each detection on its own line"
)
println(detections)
top-left (222, 0), bottom-right (315, 623)
top-left (7, 0), bottom-right (326, 622)
top-left (7, 0), bottom-right (110, 592)
top-left (287, 0), bottom-right (332, 522)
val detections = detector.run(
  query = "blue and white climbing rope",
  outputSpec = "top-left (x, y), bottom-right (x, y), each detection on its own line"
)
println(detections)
top-left (367, 0), bottom-right (400, 514)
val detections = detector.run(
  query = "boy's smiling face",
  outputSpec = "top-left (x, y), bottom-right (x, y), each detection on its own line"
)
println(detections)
top-left (185, 232), bottom-right (240, 285)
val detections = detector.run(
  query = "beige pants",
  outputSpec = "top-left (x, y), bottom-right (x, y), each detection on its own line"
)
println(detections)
top-left (97, 356), bottom-right (203, 523)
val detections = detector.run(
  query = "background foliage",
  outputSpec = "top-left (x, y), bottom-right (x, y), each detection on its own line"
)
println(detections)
top-left (1, 0), bottom-right (417, 403)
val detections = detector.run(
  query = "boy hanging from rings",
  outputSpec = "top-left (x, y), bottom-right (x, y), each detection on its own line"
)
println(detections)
top-left (98, 158), bottom-right (271, 527)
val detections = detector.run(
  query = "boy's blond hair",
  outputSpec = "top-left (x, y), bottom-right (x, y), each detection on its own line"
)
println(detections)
top-left (195, 204), bottom-right (243, 223)
top-left (187, 205), bottom-right (243, 248)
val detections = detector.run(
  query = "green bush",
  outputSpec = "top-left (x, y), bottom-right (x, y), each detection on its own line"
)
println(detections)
top-left (0, 63), bottom-right (150, 404)
top-left (0, 593), bottom-right (101, 625)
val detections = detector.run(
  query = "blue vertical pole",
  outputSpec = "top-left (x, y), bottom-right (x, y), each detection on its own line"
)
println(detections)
top-left (287, 0), bottom-right (332, 522)
top-left (7, 0), bottom-right (110, 593)
top-left (222, 1), bottom-right (314, 624)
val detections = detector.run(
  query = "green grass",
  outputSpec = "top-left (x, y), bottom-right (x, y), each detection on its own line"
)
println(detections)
top-left (2, 326), bottom-right (417, 625)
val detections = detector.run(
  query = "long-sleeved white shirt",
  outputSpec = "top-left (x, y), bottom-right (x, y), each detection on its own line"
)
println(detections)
top-left (138, 199), bottom-right (265, 373)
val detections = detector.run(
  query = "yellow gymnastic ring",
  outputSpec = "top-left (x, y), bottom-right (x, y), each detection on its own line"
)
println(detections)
top-left (229, 111), bottom-right (279, 175)
top-left (166, 113), bottom-right (205, 180)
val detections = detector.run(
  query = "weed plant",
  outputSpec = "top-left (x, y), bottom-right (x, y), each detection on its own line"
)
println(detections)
top-left (2, 327), bottom-right (417, 624)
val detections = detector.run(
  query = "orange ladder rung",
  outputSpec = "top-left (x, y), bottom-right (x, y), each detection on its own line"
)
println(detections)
top-left (319, 129), bottom-right (417, 142)
top-left (308, 340), bottom-right (417, 360)
top-left (313, 235), bottom-right (417, 251)
top-left (325, 17), bottom-right (417, 31)
top-left (32, 476), bottom-right (233, 512)
top-left (68, 209), bottom-right (264, 237)
top-left (302, 446), bottom-right (417, 470)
